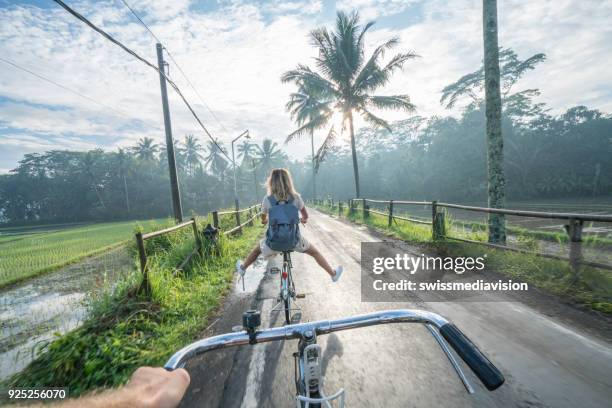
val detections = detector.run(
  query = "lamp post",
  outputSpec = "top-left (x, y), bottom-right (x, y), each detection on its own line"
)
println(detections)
top-left (231, 130), bottom-right (250, 212)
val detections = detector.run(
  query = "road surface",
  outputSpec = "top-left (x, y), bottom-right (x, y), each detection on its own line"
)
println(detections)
top-left (180, 209), bottom-right (612, 408)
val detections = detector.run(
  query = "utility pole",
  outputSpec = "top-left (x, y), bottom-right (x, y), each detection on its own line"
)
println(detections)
top-left (252, 159), bottom-right (260, 201)
top-left (231, 130), bottom-right (249, 212)
top-left (156, 43), bottom-right (183, 222)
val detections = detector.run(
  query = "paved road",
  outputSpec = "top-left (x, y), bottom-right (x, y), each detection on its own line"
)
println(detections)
top-left (181, 209), bottom-right (612, 408)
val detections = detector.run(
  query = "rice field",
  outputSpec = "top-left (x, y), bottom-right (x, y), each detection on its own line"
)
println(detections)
top-left (0, 219), bottom-right (167, 288)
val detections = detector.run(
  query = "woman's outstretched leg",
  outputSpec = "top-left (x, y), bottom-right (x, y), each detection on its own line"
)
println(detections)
top-left (304, 245), bottom-right (343, 281)
top-left (237, 243), bottom-right (262, 274)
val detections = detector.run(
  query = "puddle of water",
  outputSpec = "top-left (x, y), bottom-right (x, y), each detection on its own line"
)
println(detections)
top-left (0, 247), bottom-right (133, 381)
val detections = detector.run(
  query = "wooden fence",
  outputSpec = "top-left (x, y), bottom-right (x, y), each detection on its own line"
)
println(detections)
top-left (134, 203), bottom-right (260, 295)
top-left (311, 198), bottom-right (612, 271)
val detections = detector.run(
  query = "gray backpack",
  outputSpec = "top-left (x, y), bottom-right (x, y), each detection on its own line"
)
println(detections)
top-left (265, 195), bottom-right (300, 251)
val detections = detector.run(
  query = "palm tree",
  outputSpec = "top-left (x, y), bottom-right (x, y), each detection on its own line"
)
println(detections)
top-left (204, 139), bottom-right (228, 178)
top-left (182, 134), bottom-right (203, 176)
top-left (483, 0), bottom-right (506, 243)
top-left (285, 84), bottom-right (327, 199)
top-left (255, 139), bottom-right (284, 174)
top-left (114, 148), bottom-right (132, 213)
top-left (237, 140), bottom-right (257, 165)
top-left (282, 10), bottom-right (417, 198)
top-left (79, 150), bottom-right (106, 209)
top-left (132, 137), bottom-right (159, 161)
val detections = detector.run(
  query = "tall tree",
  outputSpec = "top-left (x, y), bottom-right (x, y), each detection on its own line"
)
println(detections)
top-left (132, 137), bottom-right (159, 161)
top-left (237, 140), bottom-right (257, 165)
top-left (285, 84), bottom-right (327, 199)
top-left (182, 134), bottom-right (203, 176)
top-left (255, 138), bottom-right (284, 175)
top-left (282, 10), bottom-right (417, 198)
top-left (114, 148), bottom-right (132, 213)
top-left (204, 139), bottom-right (228, 178)
top-left (483, 0), bottom-right (506, 243)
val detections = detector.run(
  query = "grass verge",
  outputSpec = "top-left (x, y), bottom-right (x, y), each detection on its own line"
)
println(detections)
top-left (1, 218), bottom-right (262, 397)
top-left (314, 203), bottom-right (611, 315)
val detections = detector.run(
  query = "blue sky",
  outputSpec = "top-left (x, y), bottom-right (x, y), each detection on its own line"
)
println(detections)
top-left (1, 0), bottom-right (611, 173)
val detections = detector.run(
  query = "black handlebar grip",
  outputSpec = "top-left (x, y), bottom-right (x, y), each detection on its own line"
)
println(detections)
top-left (440, 323), bottom-right (505, 391)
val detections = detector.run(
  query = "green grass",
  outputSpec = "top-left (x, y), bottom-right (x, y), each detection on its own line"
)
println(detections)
top-left (2, 217), bottom-right (263, 397)
top-left (0, 219), bottom-right (167, 288)
top-left (314, 202), bottom-right (612, 314)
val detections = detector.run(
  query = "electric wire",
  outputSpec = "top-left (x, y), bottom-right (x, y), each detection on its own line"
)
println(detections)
top-left (51, 0), bottom-right (232, 161)
top-left (119, 0), bottom-right (231, 134)
top-left (0, 56), bottom-right (162, 131)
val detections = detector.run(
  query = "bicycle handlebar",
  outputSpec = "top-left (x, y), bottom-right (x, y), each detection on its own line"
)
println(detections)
top-left (164, 309), bottom-right (504, 391)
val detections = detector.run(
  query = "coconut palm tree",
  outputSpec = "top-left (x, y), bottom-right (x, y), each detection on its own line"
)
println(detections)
top-left (204, 139), bottom-right (228, 179)
top-left (182, 134), bottom-right (204, 176)
top-left (281, 10), bottom-right (417, 198)
top-left (114, 148), bottom-right (132, 213)
top-left (237, 140), bottom-right (257, 165)
top-left (255, 138), bottom-right (284, 174)
top-left (285, 84), bottom-right (328, 199)
top-left (132, 137), bottom-right (159, 161)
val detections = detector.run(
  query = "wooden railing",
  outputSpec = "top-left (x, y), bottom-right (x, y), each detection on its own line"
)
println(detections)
top-left (213, 204), bottom-right (260, 235)
top-left (133, 203), bottom-right (260, 295)
top-left (311, 198), bottom-right (612, 271)
top-left (135, 218), bottom-right (202, 295)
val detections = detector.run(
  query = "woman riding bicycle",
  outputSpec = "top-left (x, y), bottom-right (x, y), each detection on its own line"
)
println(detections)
top-left (237, 168), bottom-right (343, 282)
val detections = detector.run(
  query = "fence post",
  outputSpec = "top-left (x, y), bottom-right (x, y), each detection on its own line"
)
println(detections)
top-left (135, 232), bottom-right (150, 296)
top-left (388, 200), bottom-right (394, 227)
top-left (338, 201), bottom-right (343, 217)
top-left (362, 198), bottom-right (367, 219)
top-left (349, 199), bottom-right (354, 215)
top-left (431, 201), bottom-right (437, 240)
top-left (432, 201), bottom-right (445, 241)
top-left (212, 211), bottom-right (219, 229)
top-left (565, 218), bottom-right (583, 282)
top-left (235, 199), bottom-right (241, 232)
top-left (191, 217), bottom-right (202, 254)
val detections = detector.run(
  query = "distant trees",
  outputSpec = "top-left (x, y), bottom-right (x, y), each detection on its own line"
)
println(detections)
top-left (0, 137), bottom-right (282, 224)
top-left (282, 10), bottom-right (418, 198)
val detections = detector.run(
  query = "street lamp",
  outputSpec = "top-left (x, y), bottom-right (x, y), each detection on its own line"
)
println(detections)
top-left (231, 130), bottom-right (250, 211)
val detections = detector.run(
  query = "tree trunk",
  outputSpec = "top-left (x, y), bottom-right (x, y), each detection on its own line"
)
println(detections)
top-left (310, 129), bottom-right (317, 199)
top-left (347, 110), bottom-right (361, 198)
top-left (483, 0), bottom-right (506, 243)
top-left (123, 174), bottom-right (130, 213)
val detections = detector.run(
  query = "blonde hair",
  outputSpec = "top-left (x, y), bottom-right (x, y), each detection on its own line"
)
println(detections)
top-left (266, 168), bottom-right (299, 202)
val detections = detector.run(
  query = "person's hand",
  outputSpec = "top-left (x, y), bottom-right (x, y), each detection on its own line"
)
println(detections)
top-left (124, 367), bottom-right (190, 408)
top-left (300, 217), bottom-right (308, 225)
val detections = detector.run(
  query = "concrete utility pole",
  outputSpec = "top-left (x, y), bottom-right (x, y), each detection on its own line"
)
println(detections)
top-left (156, 43), bottom-right (183, 222)
top-left (231, 130), bottom-right (249, 211)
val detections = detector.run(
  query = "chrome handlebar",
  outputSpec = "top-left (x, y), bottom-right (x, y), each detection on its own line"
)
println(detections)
top-left (164, 309), bottom-right (504, 392)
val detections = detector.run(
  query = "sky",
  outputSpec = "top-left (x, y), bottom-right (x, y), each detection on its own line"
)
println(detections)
top-left (0, 0), bottom-right (611, 173)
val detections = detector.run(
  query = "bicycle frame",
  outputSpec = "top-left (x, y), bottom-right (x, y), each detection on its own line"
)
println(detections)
top-left (271, 251), bottom-right (299, 324)
top-left (165, 309), bottom-right (505, 405)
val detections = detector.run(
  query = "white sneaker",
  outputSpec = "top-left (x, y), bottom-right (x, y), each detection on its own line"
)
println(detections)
top-left (236, 260), bottom-right (246, 277)
top-left (332, 266), bottom-right (343, 282)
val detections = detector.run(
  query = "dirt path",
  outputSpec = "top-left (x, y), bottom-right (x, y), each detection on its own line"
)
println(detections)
top-left (181, 209), bottom-right (612, 408)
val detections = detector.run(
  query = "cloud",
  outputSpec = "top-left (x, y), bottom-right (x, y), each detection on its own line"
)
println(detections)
top-left (0, 0), bottom-right (611, 172)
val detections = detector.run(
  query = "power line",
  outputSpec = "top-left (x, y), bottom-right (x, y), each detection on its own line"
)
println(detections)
top-left (0, 56), bottom-right (162, 131)
top-left (119, 0), bottom-right (231, 135)
top-left (51, 0), bottom-right (232, 161)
